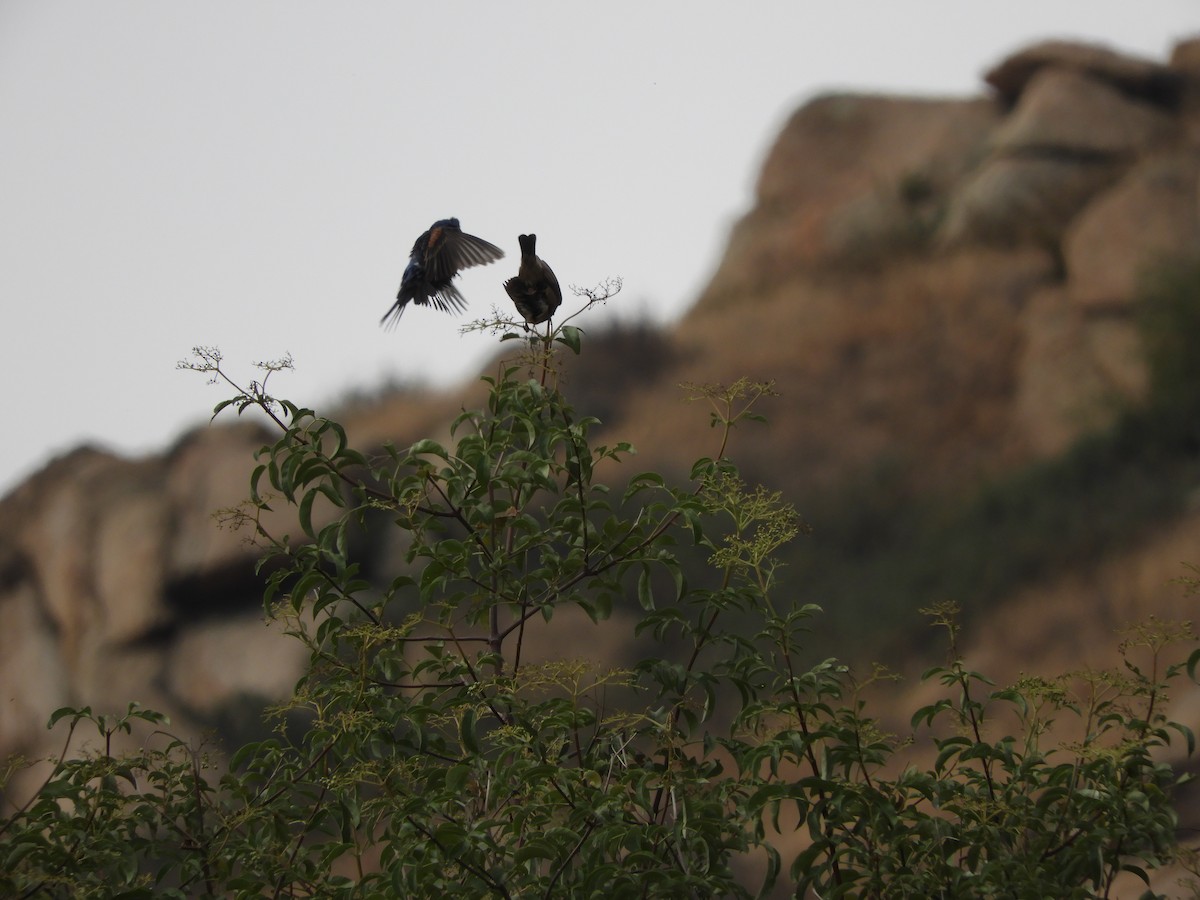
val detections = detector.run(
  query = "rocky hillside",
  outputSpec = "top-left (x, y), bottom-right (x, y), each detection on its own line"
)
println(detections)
top-left (614, 39), bottom-right (1199, 493)
top-left (3, 36), bottom-right (1200, 833)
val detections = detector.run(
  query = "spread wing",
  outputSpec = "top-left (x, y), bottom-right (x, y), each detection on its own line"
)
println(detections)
top-left (425, 228), bottom-right (505, 285)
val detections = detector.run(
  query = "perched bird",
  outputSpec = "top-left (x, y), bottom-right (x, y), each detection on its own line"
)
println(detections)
top-left (503, 234), bottom-right (563, 326)
top-left (381, 218), bottom-right (504, 327)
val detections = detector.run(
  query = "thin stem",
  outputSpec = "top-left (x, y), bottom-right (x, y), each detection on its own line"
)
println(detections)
top-left (404, 815), bottom-right (514, 899)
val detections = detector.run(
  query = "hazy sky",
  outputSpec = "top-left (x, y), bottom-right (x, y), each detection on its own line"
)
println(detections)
top-left (1, 2), bottom-right (1196, 497)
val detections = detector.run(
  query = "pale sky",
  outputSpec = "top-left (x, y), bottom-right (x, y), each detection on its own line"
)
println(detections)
top-left (1, 2), bottom-right (1196, 497)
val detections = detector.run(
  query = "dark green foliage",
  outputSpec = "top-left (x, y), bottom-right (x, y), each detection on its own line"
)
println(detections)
top-left (1138, 253), bottom-right (1200, 425)
top-left (2, 291), bottom-right (1197, 897)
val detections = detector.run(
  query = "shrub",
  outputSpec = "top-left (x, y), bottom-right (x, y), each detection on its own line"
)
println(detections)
top-left (2, 291), bottom-right (1197, 897)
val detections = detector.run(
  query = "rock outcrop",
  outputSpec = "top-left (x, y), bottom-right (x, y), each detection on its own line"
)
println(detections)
top-left (0, 428), bottom-right (310, 765)
top-left (623, 34), bottom-right (1199, 484)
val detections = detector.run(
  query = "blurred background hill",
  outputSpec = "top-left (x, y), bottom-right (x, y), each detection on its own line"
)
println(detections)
top-left (4, 39), bottom-right (1200, 883)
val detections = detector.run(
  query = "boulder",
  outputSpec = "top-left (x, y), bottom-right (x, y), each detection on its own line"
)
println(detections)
top-left (1012, 288), bottom-right (1144, 457)
top-left (991, 68), bottom-right (1177, 158)
top-left (941, 67), bottom-right (1179, 249)
top-left (1064, 150), bottom-right (1200, 308)
top-left (701, 94), bottom-right (998, 305)
top-left (0, 582), bottom-right (69, 758)
top-left (166, 613), bottom-right (308, 717)
top-left (985, 40), bottom-right (1184, 107)
top-left (1170, 35), bottom-right (1200, 77)
top-left (939, 155), bottom-right (1124, 247)
top-left (95, 487), bottom-right (173, 643)
top-left (164, 423), bottom-right (272, 576)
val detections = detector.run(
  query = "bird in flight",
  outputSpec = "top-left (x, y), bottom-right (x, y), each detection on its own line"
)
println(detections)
top-left (503, 234), bottom-right (562, 326)
top-left (381, 218), bottom-right (504, 327)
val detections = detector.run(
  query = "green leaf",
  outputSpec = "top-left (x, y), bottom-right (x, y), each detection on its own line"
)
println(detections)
top-left (47, 706), bottom-right (85, 729)
top-left (409, 438), bottom-right (450, 459)
top-left (1170, 720), bottom-right (1196, 756)
top-left (911, 699), bottom-right (951, 729)
top-left (1187, 647), bottom-right (1200, 683)
top-left (445, 764), bottom-right (472, 793)
top-left (637, 565), bottom-right (655, 610)
top-left (556, 325), bottom-right (583, 355)
top-left (299, 488), bottom-right (318, 538)
top-left (933, 736), bottom-right (971, 772)
top-left (460, 708), bottom-right (481, 754)
top-left (1123, 863), bottom-right (1151, 885)
top-left (318, 480), bottom-right (346, 508)
top-left (433, 820), bottom-right (467, 849)
top-left (211, 397), bottom-right (239, 418)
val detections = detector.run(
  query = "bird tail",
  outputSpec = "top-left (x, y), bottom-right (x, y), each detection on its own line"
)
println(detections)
top-left (518, 234), bottom-right (537, 258)
top-left (428, 284), bottom-right (468, 315)
top-left (380, 299), bottom-right (406, 330)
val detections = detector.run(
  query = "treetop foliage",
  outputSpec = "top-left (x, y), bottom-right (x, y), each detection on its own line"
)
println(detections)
top-left (4, 283), bottom-right (1199, 898)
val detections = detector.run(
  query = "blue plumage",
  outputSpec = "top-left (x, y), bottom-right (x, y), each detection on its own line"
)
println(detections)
top-left (381, 218), bottom-right (504, 327)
